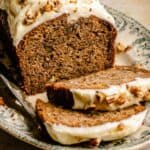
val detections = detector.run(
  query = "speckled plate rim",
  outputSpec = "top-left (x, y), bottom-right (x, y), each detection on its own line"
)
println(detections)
top-left (0, 6), bottom-right (150, 150)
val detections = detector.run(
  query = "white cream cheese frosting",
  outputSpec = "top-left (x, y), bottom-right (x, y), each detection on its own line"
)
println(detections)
top-left (71, 78), bottom-right (150, 110)
top-left (44, 109), bottom-right (147, 145)
top-left (0, 0), bottom-right (115, 46)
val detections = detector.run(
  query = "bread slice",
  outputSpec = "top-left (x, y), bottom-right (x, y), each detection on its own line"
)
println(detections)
top-left (36, 100), bottom-right (147, 145)
top-left (47, 66), bottom-right (150, 111)
top-left (0, 1), bottom-right (117, 95)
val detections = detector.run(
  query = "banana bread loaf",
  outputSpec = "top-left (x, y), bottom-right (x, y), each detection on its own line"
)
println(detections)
top-left (0, 0), bottom-right (117, 95)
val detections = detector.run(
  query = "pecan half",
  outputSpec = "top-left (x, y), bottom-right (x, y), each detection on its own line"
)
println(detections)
top-left (129, 86), bottom-right (144, 98)
top-left (89, 138), bottom-right (101, 147)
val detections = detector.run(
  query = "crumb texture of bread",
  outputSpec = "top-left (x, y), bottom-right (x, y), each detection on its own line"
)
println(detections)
top-left (36, 100), bottom-right (145, 127)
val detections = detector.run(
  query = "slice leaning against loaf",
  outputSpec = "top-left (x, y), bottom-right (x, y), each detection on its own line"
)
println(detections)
top-left (46, 66), bottom-right (150, 111)
top-left (36, 100), bottom-right (147, 146)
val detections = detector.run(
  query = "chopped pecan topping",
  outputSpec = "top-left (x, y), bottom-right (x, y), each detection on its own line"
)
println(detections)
top-left (116, 42), bottom-right (132, 53)
top-left (117, 123), bottom-right (125, 131)
top-left (116, 42), bottom-right (126, 53)
top-left (23, 11), bottom-right (41, 25)
top-left (115, 94), bottom-right (126, 105)
top-left (89, 138), bottom-right (101, 147)
top-left (42, 3), bottom-right (53, 12)
top-left (41, 0), bottom-right (61, 13)
top-left (129, 86), bottom-right (144, 98)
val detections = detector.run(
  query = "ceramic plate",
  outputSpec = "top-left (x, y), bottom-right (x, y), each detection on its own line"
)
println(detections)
top-left (0, 6), bottom-right (150, 150)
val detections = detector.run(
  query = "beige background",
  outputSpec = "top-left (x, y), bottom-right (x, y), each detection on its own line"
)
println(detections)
top-left (0, 0), bottom-right (150, 150)
top-left (101, 0), bottom-right (150, 29)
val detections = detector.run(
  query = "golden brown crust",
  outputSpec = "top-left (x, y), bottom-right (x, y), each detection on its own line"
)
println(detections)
top-left (36, 100), bottom-right (145, 127)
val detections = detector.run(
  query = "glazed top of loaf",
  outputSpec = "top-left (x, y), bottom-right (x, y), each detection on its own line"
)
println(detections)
top-left (0, 0), bottom-right (115, 47)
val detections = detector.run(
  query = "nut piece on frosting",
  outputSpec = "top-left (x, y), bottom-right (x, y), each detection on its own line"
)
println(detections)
top-left (106, 94), bottom-right (118, 104)
top-left (129, 86), bottom-right (144, 98)
top-left (23, 0), bottom-right (61, 25)
top-left (115, 93), bottom-right (126, 105)
top-left (41, 0), bottom-right (61, 13)
top-left (41, 3), bottom-right (53, 12)
top-left (89, 138), bottom-right (101, 147)
top-left (116, 42), bottom-right (132, 53)
top-left (23, 10), bottom-right (41, 25)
